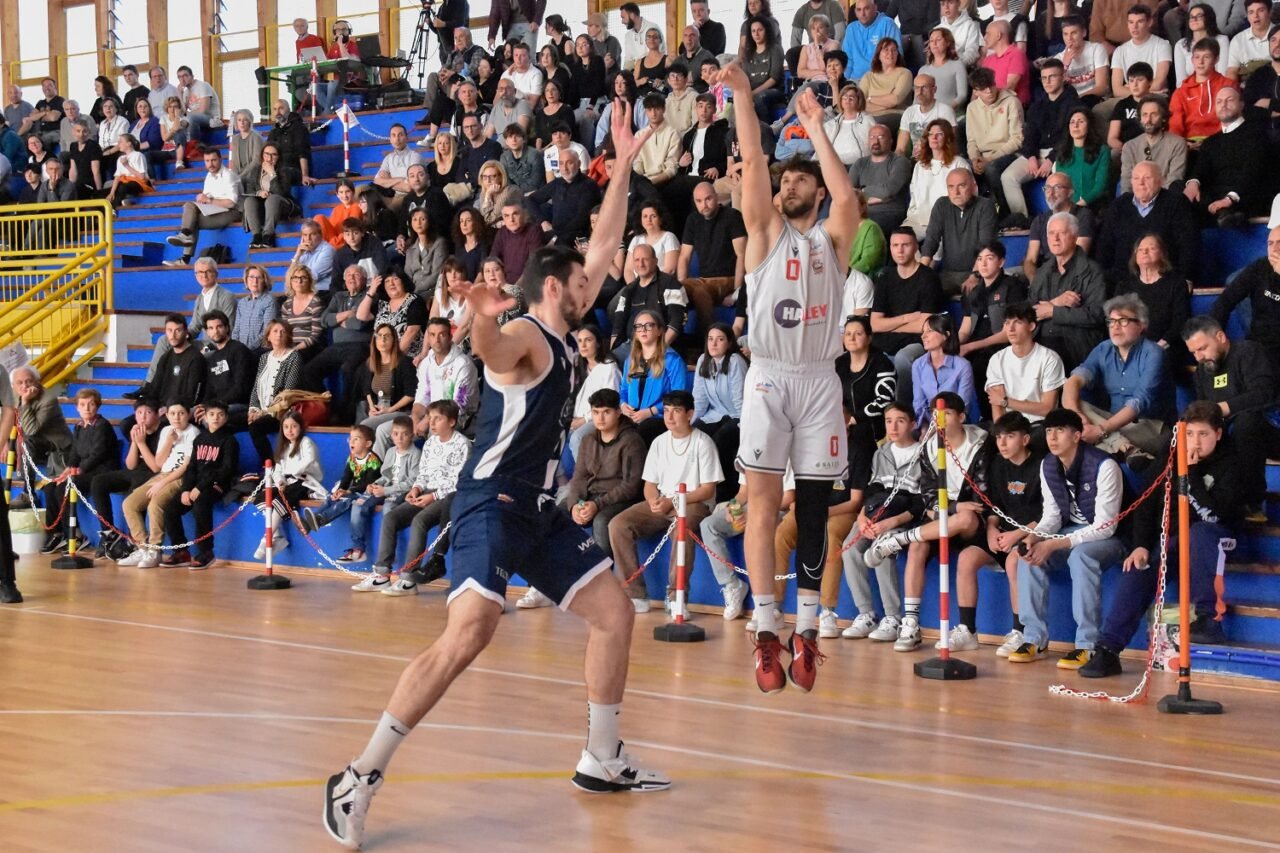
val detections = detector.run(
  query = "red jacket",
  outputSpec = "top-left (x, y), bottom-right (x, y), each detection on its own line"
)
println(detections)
top-left (1169, 70), bottom-right (1237, 141)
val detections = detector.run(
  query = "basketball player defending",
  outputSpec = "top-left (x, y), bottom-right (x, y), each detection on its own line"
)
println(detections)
top-left (719, 63), bottom-right (859, 694)
top-left (324, 102), bottom-right (668, 850)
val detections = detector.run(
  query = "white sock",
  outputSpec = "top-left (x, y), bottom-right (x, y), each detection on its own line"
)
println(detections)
top-left (795, 592), bottom-right (820, 635)
top-left (352, 711), bottom-right (410, 776)
top-left (586, 702), bottom-right (621, 760)
top-left (904, 597), bottom-right (922, 622)
top-left (753, 594), bottom-right (779, 635)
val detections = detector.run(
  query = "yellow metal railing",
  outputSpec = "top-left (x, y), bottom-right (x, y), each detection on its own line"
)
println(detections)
top-left (0, 200), bottom-right (113, 388)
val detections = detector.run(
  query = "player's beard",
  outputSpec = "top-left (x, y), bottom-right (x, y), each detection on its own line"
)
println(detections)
top-left (781, 192), bottom-right (816, 219)
top-left (558, 292), bottom-right (583, 330)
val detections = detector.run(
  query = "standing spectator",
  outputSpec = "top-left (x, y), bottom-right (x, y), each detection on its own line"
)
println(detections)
top-left (849, 124), bottom-right (913, 232)
top-left (920, 169), bottom-right (999, 295)
top-left (1183, 86), bottom-right (1270, 225)
top-left (1057, 15), bottom-right (1112, 102)
top-left (842, 0), bottom-right (902, 81)
top-left (618, 3), bottom-right (665, 67)
top-left (163, 148), bottom-right (242, 267)
top-left (176, 65), bottom-right (223, 139)
top-left (1097, 161), bottom-right (1199, 284)
top-left (246, 320), bottom-right (304, 462)
top-left (1029, 212), bottom-right (1108, 370)
top-left (1110, 6), bottom-right (1174, 96)
top-left (488, 0), bottom-right (543, 54)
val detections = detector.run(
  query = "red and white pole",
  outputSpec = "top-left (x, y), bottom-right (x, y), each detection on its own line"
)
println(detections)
top-left (934, 400), bottom-right (952, 661)
top-left (263, 459), bottom-right (275, 575)
top-left (310, 58), bottom-right (319, 123)
top-left (336, 99), bottom-right (356, 177)
top-left (674, 482), bottom-right (688, 624)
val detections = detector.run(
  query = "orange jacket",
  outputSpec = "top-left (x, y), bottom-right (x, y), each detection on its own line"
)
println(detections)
top-left (318, 201), bottom-right (361, 248)
top-left (1169, 70), bottom-right (1237, 141)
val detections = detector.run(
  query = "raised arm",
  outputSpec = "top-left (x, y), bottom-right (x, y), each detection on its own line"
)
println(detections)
top-left (582, 98), bottom-right (651, 306)
top-left (794, 87), bottom-right (860, 267)
top-left (718, 61), bottom-right (780, 261)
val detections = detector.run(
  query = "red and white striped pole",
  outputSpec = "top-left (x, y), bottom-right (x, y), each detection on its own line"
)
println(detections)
top-left (336, 99), bottom-right (357, 177)
top-left (248, 460), bottom-right (291, 589)
top-left (310, 58), bottom-right (319, 124)
top-left (654, 482), bottom-right (705, 642)
top-left (914, 400), bottom-right (976, 679)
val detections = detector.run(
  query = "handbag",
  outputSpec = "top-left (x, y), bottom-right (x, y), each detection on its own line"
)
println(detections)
top-left (291, 399), bottom-right (330, 427)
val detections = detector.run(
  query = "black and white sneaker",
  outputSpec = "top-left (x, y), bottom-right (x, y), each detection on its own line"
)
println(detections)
top-left (571, 743), bottom-right (671, 793)
top-left (323, 764), bottom-right (382, 850)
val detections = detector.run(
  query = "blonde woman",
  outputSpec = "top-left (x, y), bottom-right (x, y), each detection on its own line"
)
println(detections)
top-left (234, 263), bottom-right (279, 350)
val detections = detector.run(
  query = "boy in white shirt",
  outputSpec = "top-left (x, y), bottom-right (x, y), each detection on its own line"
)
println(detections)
top-left (119, 401), bottom-right (200, 568)
top-left (984, 302), bottom-right (1066, 439)
top-left (609, 390), bottom-right (723, 612)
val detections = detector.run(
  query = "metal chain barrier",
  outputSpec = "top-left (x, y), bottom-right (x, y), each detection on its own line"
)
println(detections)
top-left (15, 444), bottom-right (70, 532)
top-left (620, 520), bottom-right (678, 587)
top-left (1049, 426), bottom-right (1179, 703)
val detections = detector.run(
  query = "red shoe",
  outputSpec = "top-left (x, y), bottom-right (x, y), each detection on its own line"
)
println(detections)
top-left (753, 633), bottom-right (787, 694)
top-left (787, 631), bottom-right (826, 693)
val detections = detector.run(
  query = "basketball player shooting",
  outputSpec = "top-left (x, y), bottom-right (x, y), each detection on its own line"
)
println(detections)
top-left (717, 62), bottom-right (859, 694)
top-left (324, 100), bottom-right (667, 851)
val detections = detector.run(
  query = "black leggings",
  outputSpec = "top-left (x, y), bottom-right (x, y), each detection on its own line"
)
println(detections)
top-left (792, 479), bottom-right (833, 592)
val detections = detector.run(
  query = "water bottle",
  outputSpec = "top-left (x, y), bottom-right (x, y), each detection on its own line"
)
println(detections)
top-left (376, 390), bottom-right (386, 411)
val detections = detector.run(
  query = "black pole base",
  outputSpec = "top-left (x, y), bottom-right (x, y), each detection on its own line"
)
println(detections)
top-left (1158, 693), bottom-right (1223, 715)
top-left (653, 621), bottom-right (706, 643)
top-left (334, 169), bottom-right (360, 179)
top-left (0, 583), bottom-right (23, 604)
top-left (248, 573), bottom-right (292, 590)
top-left (914, 656), bottom-right (978, 680)
top-left (50, 554), bottom-right (94, 570)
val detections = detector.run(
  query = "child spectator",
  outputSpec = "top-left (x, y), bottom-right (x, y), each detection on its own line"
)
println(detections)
top-left (338, 416), bottom-right (421, 565)
top-left (89, 397), bottom-right (162, 560)
top-left (163, 399), bottom-right (239, 569)
top-left (840, 402), bottom-right (921, 641)
top-left (51, 389), bottom-right (120, 554)
top-left (118, 401), bottom-right (200, 568)
top-left (300, 425), bottom-right (383, 538)
top-left (252, 412), bottom-right (326, 560)
top-left (375, 401), bottom-right (473, 596)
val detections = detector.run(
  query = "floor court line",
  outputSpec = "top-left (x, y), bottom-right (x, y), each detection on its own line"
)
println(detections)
top-left (11, 607), bottom-right (1280, 793)
top-left (1, 710), bottom-right (1278, 848)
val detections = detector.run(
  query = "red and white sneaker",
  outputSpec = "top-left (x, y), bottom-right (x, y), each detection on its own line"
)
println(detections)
top-left (787, 630), bottom-right (826, 693)
top-left (753, 632), bottom-right (787, 694)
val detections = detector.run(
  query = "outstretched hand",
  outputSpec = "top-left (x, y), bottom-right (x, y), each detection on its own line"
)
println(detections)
top-left (794, 88), bottom-right (826, 135)
top-left (716, 60), bottom-right (751, 93)
top-left (609, 98), bottom-right (653, 164)
top-left (451, 279), bottom-right (516, 320)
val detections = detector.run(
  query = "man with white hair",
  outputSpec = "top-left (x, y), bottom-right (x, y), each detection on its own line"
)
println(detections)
top-left (1096, 159), bottom-right (1199, 285)
top-left (528, 146), bottom-right (602, 245)
top-left (58, 100), bottom-right (96, 154)
top-left (1027, 211), bottom-right (1107, 371)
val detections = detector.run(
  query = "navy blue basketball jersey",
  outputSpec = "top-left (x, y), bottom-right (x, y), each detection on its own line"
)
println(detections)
top-left (459, 315), bottom-right (581, 491)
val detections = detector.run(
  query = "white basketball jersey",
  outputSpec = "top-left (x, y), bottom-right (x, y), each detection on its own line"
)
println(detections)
top-left (745, 221), bottom-right (846, 366)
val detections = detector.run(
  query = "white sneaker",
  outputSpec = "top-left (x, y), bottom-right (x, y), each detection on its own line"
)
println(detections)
top-left (632, 598), bottom-right (652, 613)
top-left (893, 615), bottom-right (921, 652)
top-left (323, 763), bottom-right (383, 849)
top-left (571, 744), bottom-right (671, 793)
top-left (818, 608), bottom-right (840, 639)
top-left (745, 605), bottom-right (784, 632)
top-left (253, 537), bottom-right (267, 560)
top-left (936, 624), bottom-right (979, 651)
top-left (350, 573), bottom-right (390, 592)
top-left (721, 577), bottom-right (749, 620)
top-left (517, 588), bottom-right (555, 609)
top-left (867, 615), bottom-right (901, 642)
top-left (381, 577), bottom-right (418, 596)
top-left (868, 531), bottom-right (907, 565)
top-left (116, 548), bottom-right (147, 567)
top-left (136, 548), bottom-right (159, 569)
top-left (996, 628), bottom-right (1025, 658)
top-left (842, 612), bottom-right (879, 639)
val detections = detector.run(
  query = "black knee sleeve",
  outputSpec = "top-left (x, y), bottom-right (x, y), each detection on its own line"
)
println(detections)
top-left (793, 479), bottom-right (832, 592)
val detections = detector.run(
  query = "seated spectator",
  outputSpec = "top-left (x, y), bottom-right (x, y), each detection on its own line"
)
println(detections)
top-left (357, 267), bottom-right (428, 361)
top-left (368, 401), bottom-right (472, 594)
top-left (1112, 233), bottom-right (1192, 349)
top-left (250, 413), bottom-right (324, 559)
top-left (230, 264), bottom-right (278, 354)
top-left (449, 79), bottom-right (491, 141)
top-left (1053, 108), bottom-right (1112, 207)
top-left (739, 14), bottom-right (787, 122)
top-left (287, 220), bottom-right (335, 292)
top-left (842, 0), bottom-right (902, 82)
top-left (176, 65), bottom-right (223, 139)
top-left (158, 96), bottom-right (190, 171)
top-left (936, 0), bottom-right (981, 65)
top-left (198, 309), bottom-right (255, 427)
top-left (1240, 24), bottom-right (1280, 132)
top-left (612, 389), bottom-right (723, 611)
top-left (1057, 15), bottom-right (1111, 102)
top-left (162, 399), bottom-right (238, 569)
top-left (145, 66), bottom-right (180, 118)
top-left (624, 202), bottom-right (680, 275)
top-left (921, 29), bottom-right (969, 113)
top-left (429, 260), bottom-right (474, 348)
top-left (329, 218), bottom-right (389, 292)
top-left (870, 392), bottom-right (993, 652)
top-left (12, 367), bottom-right (74, 554)
top-left (861, 38), bottom-right (913, 121)
top-left (1106, 62), bottom-right (1154, 154)
top-left (822, 84), bottom-right (875, 166)
top-left (491, 201), bottom-right (548, 282)
top-left (1184, 315), bottom-right (1280, 506)
top-left (356, 185), bottom-right (401, 246)
top-left (620, 309), bottom-right (690, 444)
top-left (564, 325), bottom-right (623, 459)
top-left (952, 412), bottom-right (1043, 655)
top-left (611, 245), bottom-right (689, 357)
top-left (633, 26), bottom-right (669, 95)
top-left (498, 124), bottom-right (544, 194)
top-left (980, 20), bottom-right (1031, 106)
top-left (228, 109), bottom-right (264, 179)
top-left (30, 78), bottom-right (65, 153)
top-left (1007, 407), bottom-right (1128, 666)
top-left (1227, 0), bottom-right (1272, 82)
top-left (1029, 211), bottom-right (1107, 370)
top-left (96, 98), bottom-right (130, 175)
top-left (795, 14), bottom-right (841, 83)
top-left (474, 161), bottom-right (520, 229)
top-left (1183, 86), bottom-right (1270, 226)
top-left (984, 301), bottom-right (1067, 430)
top-left (58, 100), bottom-right (97, 155)
top-left (303, 264), bottom-right (373, 417)
top-left (377, 317), bottom-right (477, 458)
top-left (133, 258), bottom-right (233, 396)
top-left (1172, 5), bottom-right (1231, 85)
top-left (486, 78), bottom-right (534, 141)
top-left (663, 94), bottom-right (731, 229)
top-left (0, 114), bottom-right (23, 172)
top-left (571, 33), bottom-right (609, 109)
top-left (1061, 293), bottom-right (1172, 466)
top-left (298, 424), bottom-right (383, 539)
top-left (998, 59), bottom-right (1081, 230)
top-left (1110, 6), bottom-right (1173, 97)
top-left (104, 133), bottom-right (151, 208)
top-left (457, 115), bottom-right (502, 189)
top-left (17, 163), bottom-right (41, 204)
top-left (117, 401), bottom-right (200, 568)
top-left (315, 181), bottom-right (360, 249)
top-left (964, 69), bottom-right (1025, 223)
top-left (528, 148), bottom-right (601, 246)
top-left (1169, 38), bottom-right (1236, 144)
top-left (66, 120), bottom-right (104, 199)
top-left (896, 73), bottom-right (956, 158)
top-left (163, 148), bottom-right (242, 267)
top-left (373, 124), bottom-right (423, 210)
top-left (957, 241), bottom-right (1029, 378)
top-left (35, 157), bottom-right (75, 205)
top-left (403, 208), bottom-right (448, 296)
top-left (911, 315), bottom-right (980, 425)
top-left (242, 143), bottom-right (298, 250)
top-left (849, 125), bottom-right (912, 233)
top-left (246, 319), bottom-right (304, 462)
top-left (88, 398), bottom-right (162, 556)
top-left (1210, 225), bottom-right (1280, 363)
top-left (903, 119), bottom-right (971, 237)
top-left (126, 314), bottom-right (209, 418)
top-left (1119, 97), bottom-right (1188, 194)
top-left (352, 323), bottom-right (418, 430)
top-left (26, 134), bottom-right (55, 182)
top-left (1022, 174), bottom-right (1096, 281)
top-left (632, 94), bottom-right (681, 188)
top-left (871, 228), bottom-right (947, 400)
top-left (500, 42), bottom-right (545, 106)
top-left (920, 168), bottom-right (999, 295)
top-left (693, 324), bottom-right (747, 502)
top-left (1081, 401), bottom-right (1242, 675)
top-left (677, 19), bottom-right (714, 82)
top-left (451, 207), bottom-right (493, 282)
top-left (336, 416), bottom-right (421, 566)
top-left (5, 83), bottom-right (34, 139)
top-left (280, 267), bottom-right (326, 363)
top-left (849, 193), bottom-right (887, 277)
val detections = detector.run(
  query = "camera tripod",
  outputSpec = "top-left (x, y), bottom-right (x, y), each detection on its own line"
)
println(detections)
top-left (405, 3), bottom-right (434, 90)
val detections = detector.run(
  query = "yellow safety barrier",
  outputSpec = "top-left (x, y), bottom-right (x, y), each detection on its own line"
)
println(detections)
top-left (0, 200), bottom-right (113, 389)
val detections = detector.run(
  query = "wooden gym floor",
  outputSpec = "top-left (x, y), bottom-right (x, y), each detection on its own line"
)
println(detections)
top-left (2, 558), bottom-right (1279, 852)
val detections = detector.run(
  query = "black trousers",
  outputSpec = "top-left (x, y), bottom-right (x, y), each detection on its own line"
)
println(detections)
top-left (164, 488), bottom-right (221, 555)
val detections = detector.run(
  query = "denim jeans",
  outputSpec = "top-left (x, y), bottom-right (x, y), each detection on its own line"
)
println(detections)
top-left (1018, 524), bottom-right (1129, 649)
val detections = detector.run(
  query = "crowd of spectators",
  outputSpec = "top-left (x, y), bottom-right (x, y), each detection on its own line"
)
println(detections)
top-left (9, 2), bottom-right (1280, 664)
